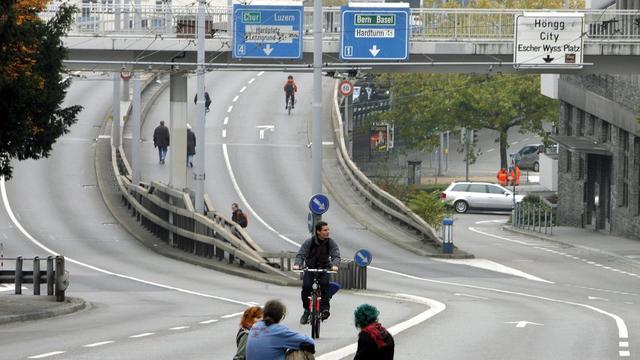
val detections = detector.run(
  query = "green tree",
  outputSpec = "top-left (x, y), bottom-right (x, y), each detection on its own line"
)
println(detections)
top-left (0, 0), bottom-right (82, 180)
top-left (379, 73), bottom-right (558, 168)
top-left (408, 191), bottom-right (449, 230)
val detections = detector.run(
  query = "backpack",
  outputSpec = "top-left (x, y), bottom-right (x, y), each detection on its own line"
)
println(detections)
top-left (240, 211), bottom-right (248, 228)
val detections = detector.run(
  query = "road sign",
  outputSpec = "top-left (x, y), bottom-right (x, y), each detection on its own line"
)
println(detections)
top-left (233, 3), bottom-right (303, 59)
top-left (309, 194), bottom-right (329, 215)
top-left (514, 13), bottom-right (584, 68)
top-left (340, 3), bottom-right (410, 60)
top-left (338, 80), bottom-right (354, 96)
top-left (354, 249), bottom-right (372, 267)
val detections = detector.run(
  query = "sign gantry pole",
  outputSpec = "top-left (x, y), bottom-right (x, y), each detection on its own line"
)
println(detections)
top-left (311, 0), bottom-right (323, 205)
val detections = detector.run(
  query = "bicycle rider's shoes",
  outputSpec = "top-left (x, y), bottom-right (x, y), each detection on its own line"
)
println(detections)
top-left (300, 310), bottom-right (310, 325)
top-left (321, 310), bottom-right (330, 321)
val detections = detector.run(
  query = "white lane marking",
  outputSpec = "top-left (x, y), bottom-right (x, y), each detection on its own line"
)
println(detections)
top-left (83, 341), bottom-right (114, 347)
top-left (511, 141), bottom-right (519, 145)
top-left (248, 78), bottom-right (255, 84)
top-left (223, 117), bottom-right (229, 125)
top-left (169, 326), bottom-right (189, 330)
top-left (433, 258), bottom-right (553, 283)
top-left (505, 320), bottom-right (543, 328)
top-left (620, 342), bottom-right (629, 347)
top-left (471, 227), bottom-right (640, 279)
top-left (487, 148), bottom-right (495, 153)
top-left (620, 350), bottom-right (630, 357)
top-left (322, 141), bottom-right (334, 145)
top-left (0, 177), bottom-right (252, 307)
top-left (369, 265), bottom-right (629, 341)
top-left (240, 86), bottom-right (247, 93)
top-left (221, 145), bottom-right (299, 247)
top-left (588, 296), bottom-right (609, 301)
top-left (317, 293), bottom-right (445, 360)
top-left (97, 135), bottom-right (111, 139)
top-left (227, 106), bottom-right (233, 113)
top-left (28, 351), bottom-right (66, 359)
top-left (475, 219), bottom-right (506, 224)
top-left (221, 312), bottom-right (243, 319)
top-left (257, 71), bottom-right (264, 76)
top-left (222, 130), bottom-right (227, 138)
top-left (200, 319), bottom-right (219, 324)
top-left (454, 293), bottom-right (489, 300)
top-left (129, 333), bottom-right (154, 338)
top-left (232, 96), bottom-right (239, 102)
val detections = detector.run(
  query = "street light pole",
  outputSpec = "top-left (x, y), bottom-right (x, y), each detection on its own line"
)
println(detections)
top-left (311, 0), bottom-right (323, 199)
top-left (194, 0), bottom-right (206, 213)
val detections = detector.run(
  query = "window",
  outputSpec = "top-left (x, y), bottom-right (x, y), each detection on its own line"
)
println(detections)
top-left (577, 109), bottom-right (585, 136)
top-left (467, 184), bottom-right (488, 193)
top-left (488, 185), bottom-right (506, 194)
top-left (620, 129), bottom-right (629, 207)
top-left (601, 121), bottom-right (610, 143)
top-left (588, 115), bottom-right (596, 137)
top-left (565, 106), bottom-right (573, 136)
top-left (452, 184), bottom-right (469, 192)
top-left (566, 150), bottom-right (572, 173)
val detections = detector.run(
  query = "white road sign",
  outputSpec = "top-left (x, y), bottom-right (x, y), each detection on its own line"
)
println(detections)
top-left (514, 13), bottom-right (584, 69)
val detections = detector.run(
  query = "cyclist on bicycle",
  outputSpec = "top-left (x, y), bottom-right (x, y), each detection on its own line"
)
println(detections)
top-left (283, 75), bottom-right (298, 110)
top-left (293, 221), bottom-right (341, 325)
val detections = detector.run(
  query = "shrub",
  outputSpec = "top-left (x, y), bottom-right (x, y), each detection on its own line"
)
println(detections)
top-left (408, 191), bottom-right (450, 230)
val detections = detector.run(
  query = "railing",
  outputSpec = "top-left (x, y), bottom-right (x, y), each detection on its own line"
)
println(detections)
top-left (332, 81), bottom-right (444, 249)
top-left (512, 201), bottom-right (557, 235)
top-left (40, 6), bottom-right (640, 41)
top-left (0, 256), bottom-right (68, 301)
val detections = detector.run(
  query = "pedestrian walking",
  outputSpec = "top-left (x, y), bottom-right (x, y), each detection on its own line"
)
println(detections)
top-left (246, 299), bottom-right (315, 360)
top-left (186, 124), bottom-right (196, 167)
top-left (194, 91), bottom-right (212, 113)
top-left (234, 306), bottom-right (263, 360)
top-left (353, 304), bottom-right (394, 360)
top-left (153, 120), bottom-right (170, 164)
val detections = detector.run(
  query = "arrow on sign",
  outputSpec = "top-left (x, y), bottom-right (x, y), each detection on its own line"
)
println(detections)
top-left (543, 55), bottom-right (554, 63)
top-left (505, 321), bottom-right (543, 328)
top-left (369, 45), bottom-right (381, 57)
top-left (312, 198), bottom-right (326, 211)
top-left (357, 252), bottom-right (368, 262)
top-left (263, 44), bottom-right (273, 56)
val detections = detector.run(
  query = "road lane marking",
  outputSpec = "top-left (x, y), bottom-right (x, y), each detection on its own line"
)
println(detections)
top-left (317, 293), bottom-right (445, 360)
top-left (169, 326), bottom-right (189, 330)
top-left (200, 319), bottom-right (219, 324)
top-left (434, 258), bottom-right (553, 283)
top-left (620, 341), bottom-right (629, 347)
top-left (505, 320), bottom-right (543, 328)
top-left (232, 96), bottom-right (239, 102)
top-left (0, 177), bottom-right (253, 307)
top-left (227, 106), bottom-right (233, 113)
top-left (454, 293), bottom-right (489, 300)
top-left (129, 333), bottom-right (154, 338)
top-left (257, 71), bottom-right (264, 76)
top-left (222, 130), bottom-right (226, 138)
top-left (487, 148), bottom-right (495, 152)
top-left (28, 351), bottom-right (66, 359)
top-left (83, 341), bottom-right (114, 347)
top-left (221, 312), bottom-right (243, 318)
top-left (221, 145), bottom-right (299, 247)
top-left (248, 78), bottom-right (255, 84)
top-left (239, 86), bottom-right (247, 93)
top-left (223, 117), bottom-right (229, 125)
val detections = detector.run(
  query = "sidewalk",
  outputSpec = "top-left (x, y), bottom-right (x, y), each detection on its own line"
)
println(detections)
top-left (0, 295), bottom-right (86, 325)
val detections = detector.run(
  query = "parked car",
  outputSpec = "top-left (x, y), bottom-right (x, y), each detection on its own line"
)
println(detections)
top-left (514, 143), bottom-right (558, 172)
top-left (440, 182), bottom-right (525, 213)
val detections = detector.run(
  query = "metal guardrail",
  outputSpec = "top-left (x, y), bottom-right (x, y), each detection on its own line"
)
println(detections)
top-left (512, 201), bottom-right (557, 235)
top-left (40, 5), bottom-right (640, 41)
top-left (0, 256), bottom-right (68, 301)
top-left (331, 81), bottom-right (443, 249)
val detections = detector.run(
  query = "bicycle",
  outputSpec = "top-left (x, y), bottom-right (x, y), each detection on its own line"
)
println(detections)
top-left (293, 268), bottom-right (338, 339)
top-left (286, 96), bottom-right (295, 116)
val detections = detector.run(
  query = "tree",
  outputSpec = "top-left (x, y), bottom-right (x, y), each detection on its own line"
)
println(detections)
top-left (0, 0), bottom-right (82, 180)
top-left (379, 73), bottom-right (558, 168)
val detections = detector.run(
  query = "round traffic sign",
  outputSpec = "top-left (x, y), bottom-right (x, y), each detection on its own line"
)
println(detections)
top-left (309, 194), bottom-right (330, 215)
top-left (338, 80), bottom-right (354, 96)
top-left (354, 249), bottom-right (372, 267)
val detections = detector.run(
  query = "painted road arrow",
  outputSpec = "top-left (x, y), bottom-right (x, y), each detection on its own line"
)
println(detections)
top-left (505, 321), bottom-right (544, 328)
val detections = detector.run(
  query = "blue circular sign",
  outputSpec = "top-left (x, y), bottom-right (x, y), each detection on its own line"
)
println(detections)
top-left (354, 249), bottom-right (372, 267)
top-left (309, 194), bottom-right (330, 215)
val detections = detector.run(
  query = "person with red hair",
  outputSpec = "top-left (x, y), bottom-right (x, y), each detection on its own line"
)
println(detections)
top-left (234, 306), bottom-right (263, 360)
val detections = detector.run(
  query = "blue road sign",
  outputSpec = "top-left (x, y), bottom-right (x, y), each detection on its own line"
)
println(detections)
top-left (340, 5), bottom-right (410, 60)
top-left (233, 4), bottom-right (303, 59)
top-left (309, 194), bottom-right (330, 215)
top-left (354, 249), bottom-right (373, 267)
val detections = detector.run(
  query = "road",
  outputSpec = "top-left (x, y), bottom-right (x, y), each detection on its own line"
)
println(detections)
top-left (0, 72), bottom-right (637, 359)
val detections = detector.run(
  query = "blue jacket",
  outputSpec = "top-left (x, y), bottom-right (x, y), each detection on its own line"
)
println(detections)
top-left (245, 321), bottom-right (314, 360)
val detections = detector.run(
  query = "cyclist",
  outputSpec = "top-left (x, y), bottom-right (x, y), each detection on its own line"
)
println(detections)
top-left (292, 221), bottom-right (341, 325)
top-left (283, 75), bottom-right (298, 110)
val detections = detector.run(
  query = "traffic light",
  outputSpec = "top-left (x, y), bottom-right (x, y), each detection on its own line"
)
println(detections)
top-left (472, 129), bottom-right (478, 144)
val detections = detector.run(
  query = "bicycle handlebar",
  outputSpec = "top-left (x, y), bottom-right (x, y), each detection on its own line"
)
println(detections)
top-left (292, 268), bottom-right (337, 274)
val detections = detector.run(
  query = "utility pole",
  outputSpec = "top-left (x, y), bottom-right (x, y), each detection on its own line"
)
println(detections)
top-left (311, 0), bottom-right (323, 220)
top-left (194, 0), bottom-right (206, 213)
top-left (462, 128), bottom-right (470, 181)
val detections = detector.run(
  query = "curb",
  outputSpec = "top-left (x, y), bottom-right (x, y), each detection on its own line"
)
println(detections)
top-left (0, 297), bottom-right (87, 325)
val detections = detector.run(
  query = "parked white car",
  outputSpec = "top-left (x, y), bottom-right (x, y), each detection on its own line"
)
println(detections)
top-left (440, 182), bottom-right (525, 213)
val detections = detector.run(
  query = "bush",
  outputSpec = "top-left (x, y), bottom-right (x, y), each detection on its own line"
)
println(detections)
top-left (408, 191), bottom-right (450, 230)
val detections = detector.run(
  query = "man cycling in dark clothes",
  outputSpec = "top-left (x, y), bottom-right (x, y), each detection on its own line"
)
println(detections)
top-left (293, 221), bottom-right (340, 325)
top-left (283, 75), bottom-right (298, 110)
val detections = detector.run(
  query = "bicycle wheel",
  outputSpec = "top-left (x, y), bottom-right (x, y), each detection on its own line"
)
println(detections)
top-left (310, 293), bottom-right (319, 338)
top-left (287, 101), bottom-right (292, 116)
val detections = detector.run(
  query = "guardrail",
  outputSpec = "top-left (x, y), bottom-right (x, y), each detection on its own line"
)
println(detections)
top-left (512, 200), bottom-right (557, 235)
top-left (40, 5), bottom-right (640, 41)
top-left (331, 81), bottom-right (444, 249)
top-left (0, 256), bottom-right (68, 301)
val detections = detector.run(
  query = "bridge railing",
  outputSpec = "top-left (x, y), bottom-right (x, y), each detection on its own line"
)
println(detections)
top-left (40, 6), bottom-right (640, 40)
top-left (0, 256), bottom-right (68, 301)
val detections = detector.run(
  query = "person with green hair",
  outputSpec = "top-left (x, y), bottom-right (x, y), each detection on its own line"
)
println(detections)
top-left (353, 304), bottom-right (394, 360)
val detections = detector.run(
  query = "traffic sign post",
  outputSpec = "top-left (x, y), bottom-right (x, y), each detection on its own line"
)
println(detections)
top-left (338, 80), bottom-right (354, 96)
top-left (514, 12), bottom-right (584, 69)
top-left (354, 249), bottom-right (372, 267)
top-left (340, 3), bottom-right (410, 61)
top-left (232, 3), bottom-right (304, 59)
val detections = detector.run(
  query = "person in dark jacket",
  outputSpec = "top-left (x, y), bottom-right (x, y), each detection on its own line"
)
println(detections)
top-left (231, 203), bottom-right (248, 228)
top-left (353, 304), bottom-right (394, 360)
top-left (292, 221), bottom-right (341, 324)
top-left (234, 306), bottom-right (263, 360)
top-left (186, 124), bottom-right (196, 167)
top-left (153, 120), bottom-right (170, 164)
top-left (194, 91), bottom-right (212, 113)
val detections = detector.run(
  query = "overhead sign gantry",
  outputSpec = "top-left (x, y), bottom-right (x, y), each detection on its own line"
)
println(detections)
top-left (340, 2), bottom-right (410, 61)
top-left (232, 2), bottom-right (304, 59)
top-left (514, 12), bottom-right (585, 69)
